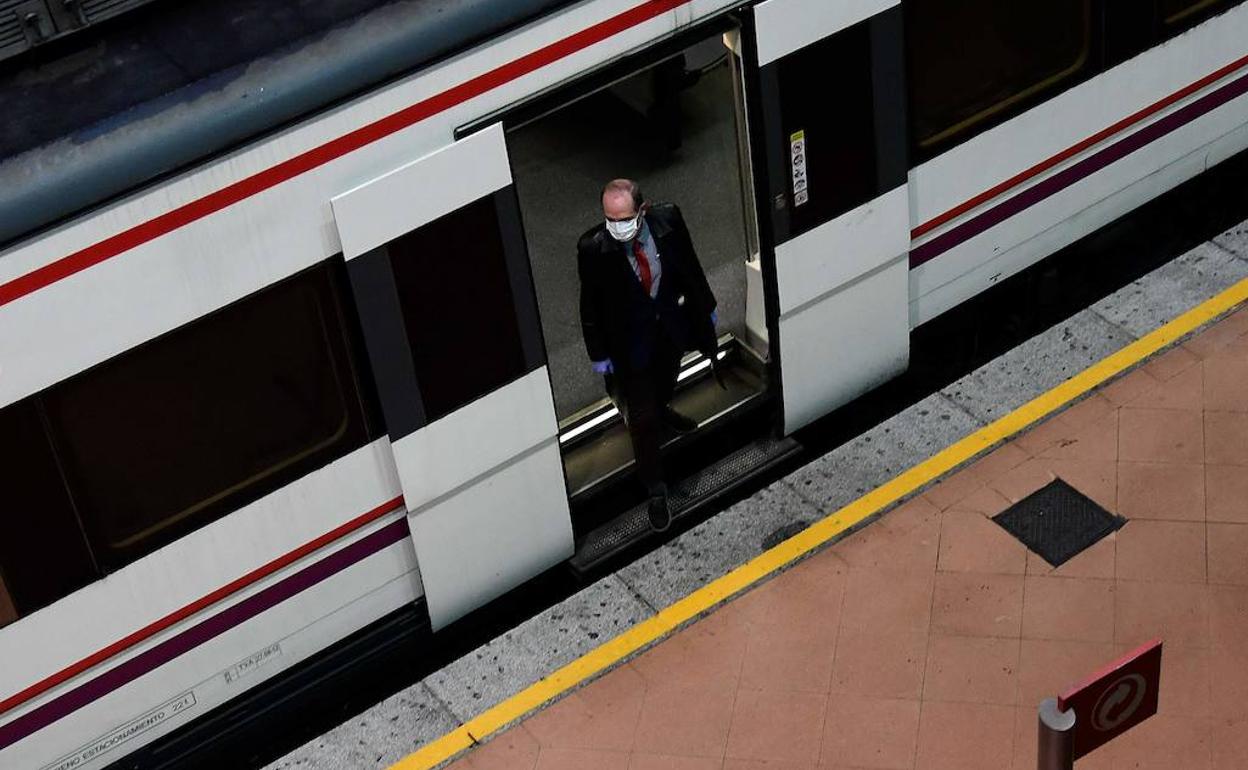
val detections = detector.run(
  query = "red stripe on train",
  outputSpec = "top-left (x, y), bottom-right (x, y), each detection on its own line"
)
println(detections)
top-left (0, 0), bottom-right (687, 308)
top-left (912, 52), bottom-right (1248, 240)
top-left (0, 495), bottom-right (405, 718)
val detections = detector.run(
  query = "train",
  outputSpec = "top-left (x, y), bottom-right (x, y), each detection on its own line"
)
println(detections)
top-left (1, 0), bottom-right (1246, 767)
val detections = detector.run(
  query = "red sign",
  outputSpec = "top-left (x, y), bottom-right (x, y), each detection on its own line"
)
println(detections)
top-left (1058, 639), bottom-right (1163, 760)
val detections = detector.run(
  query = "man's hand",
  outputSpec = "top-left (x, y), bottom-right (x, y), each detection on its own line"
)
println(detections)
top-left (591, 359), bottom-right (614, 375)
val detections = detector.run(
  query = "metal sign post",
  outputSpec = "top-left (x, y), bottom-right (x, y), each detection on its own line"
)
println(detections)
top-left (1038, 698), bottom-right (1075, 770)
top-left (1037, 639), bottom-right (1162, 769)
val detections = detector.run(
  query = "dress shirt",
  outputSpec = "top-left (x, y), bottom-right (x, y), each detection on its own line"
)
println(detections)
top-left (625, 219), bottom-right (662, 299)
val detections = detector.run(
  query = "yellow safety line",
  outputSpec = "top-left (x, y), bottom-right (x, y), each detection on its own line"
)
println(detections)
top-left (391, 276), bottom-right (1248, 770)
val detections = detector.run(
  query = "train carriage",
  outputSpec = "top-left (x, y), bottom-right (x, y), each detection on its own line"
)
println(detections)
top-left (0, 0), bottom-right (1245, 767)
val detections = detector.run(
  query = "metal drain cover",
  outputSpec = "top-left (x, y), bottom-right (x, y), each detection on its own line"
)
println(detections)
top-left (993, 479), bottom-right (1125, 567)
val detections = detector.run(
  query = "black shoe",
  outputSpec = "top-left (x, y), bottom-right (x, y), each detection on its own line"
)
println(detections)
top-left (660, 406), bottom-right (698, 434)
top-left (647, 494), bottom-right (671, 532)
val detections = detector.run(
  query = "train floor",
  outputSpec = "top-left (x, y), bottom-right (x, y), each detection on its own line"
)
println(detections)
top-left (260, 203), bottom-right (1248, 769)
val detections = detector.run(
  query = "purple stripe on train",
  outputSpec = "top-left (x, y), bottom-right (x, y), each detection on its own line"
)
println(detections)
top-left (0, 519), bottom-right (410, 752)
top-left (910, 71), bottom-right (1248, 268)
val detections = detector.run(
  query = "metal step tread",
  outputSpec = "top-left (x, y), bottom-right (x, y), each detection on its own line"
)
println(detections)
top-left (569, 435), bottom-right (802, 574)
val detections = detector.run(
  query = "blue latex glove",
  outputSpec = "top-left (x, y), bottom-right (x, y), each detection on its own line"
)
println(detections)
top-left (710, 309), bottom-right (718, 326)
top-left (591, 359), bottom-right (614, 375)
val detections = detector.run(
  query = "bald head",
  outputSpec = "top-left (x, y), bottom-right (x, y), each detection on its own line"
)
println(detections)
top-left (602, 178), bottom-right (643, 220)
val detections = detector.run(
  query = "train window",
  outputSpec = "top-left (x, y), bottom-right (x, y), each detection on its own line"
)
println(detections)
top-left (906, 0), bottom-right (1094, 158)
top-left (386, 191), bottom-right (539, 422)
top-left (0, 574), bottom-right (15, 628)
top-left (42, 261), bottom-right (377, 570)
top-left (1103, 0), bottom-right (1157, 67)
top-left (1105, 0), bottom-right (1245, 71)
top-left (0, 399), bottom-right (98, 616)
top-left (1159, 0), bottom-right (1241, 31)
top-left (764, 19), bottom-right (880, 240)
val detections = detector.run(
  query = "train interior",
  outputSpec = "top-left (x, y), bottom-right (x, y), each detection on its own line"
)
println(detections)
top-left (502, 24), bottom-right (790, 552)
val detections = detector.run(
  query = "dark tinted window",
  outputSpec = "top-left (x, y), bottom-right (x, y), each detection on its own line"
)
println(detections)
top-left (42, 261), bottom-right (376, 569)
top-left (906, 0), bottom-right (1093, 157)
top-left (0, 575), bottom-right (15, 628)
top-left (1106, 0), bottom-right (1244, 65)
top-left (387, 191), bottom-right (538, 422)
top-left (1103, 0), bottom-right (1156, 67)
top-left (0, 400), bottom-right (98, 616)
top-left (1159, 0), bottom-right (1241, 30)
top-left (763, 20), bottom-right (880, 240)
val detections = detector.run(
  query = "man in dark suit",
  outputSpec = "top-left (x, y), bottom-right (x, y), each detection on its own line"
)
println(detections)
top-left (577, 179), bottom-right (718, 531)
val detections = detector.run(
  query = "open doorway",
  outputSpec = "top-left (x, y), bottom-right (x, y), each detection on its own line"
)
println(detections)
top-left (506, 24), bottom-right (772, 502)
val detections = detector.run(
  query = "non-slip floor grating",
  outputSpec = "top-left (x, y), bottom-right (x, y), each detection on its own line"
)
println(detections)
top-left (992, 478), bottom-right (1126, 567)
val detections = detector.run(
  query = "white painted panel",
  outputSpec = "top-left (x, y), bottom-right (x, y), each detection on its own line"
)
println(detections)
top-left (744, 257), bottom-right (769, 351)
top-left (909, 2), bottom-right (1248, 228)
top-left (910, 117), bottom-right (1248, 327)
top-left (4, 546), bottom-right (418, 770)
top-left (0, 439), bottom-right (407, 701)
top-left (754, 0), bottom-right (896, 65)
top-left (331, 124), bottom-right (511, 260)
top-left (910, 84), bottom-right (1248, 327)
top-left (0, 0), bottom-right (744, 406)
top-left (774, 186), bottom-right (908, 315)
top-left (781, 255), bottom-right (908, 432)
top-left (409, 440), bottom-right (574, 629)
top-left (389, 368), bottom-right (558, 510)
top-left (0, 179), bottom-right (330, 409)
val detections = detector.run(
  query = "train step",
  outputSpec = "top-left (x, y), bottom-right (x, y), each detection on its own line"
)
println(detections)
top-left (568, 434), bottom-right (802, 574)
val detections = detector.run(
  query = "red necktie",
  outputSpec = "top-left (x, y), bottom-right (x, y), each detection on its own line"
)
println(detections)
top-left (633, 238), bottom-right (652, 296)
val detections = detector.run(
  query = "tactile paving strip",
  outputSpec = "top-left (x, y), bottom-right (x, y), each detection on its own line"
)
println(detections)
top-left (992, 478), bottom-right (1126, 567)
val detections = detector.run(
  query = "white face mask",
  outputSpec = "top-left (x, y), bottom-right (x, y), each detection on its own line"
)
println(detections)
top-left (605, 214), bottom-right (641, 242)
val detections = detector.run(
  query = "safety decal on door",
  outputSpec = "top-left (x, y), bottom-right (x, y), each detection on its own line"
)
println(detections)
top-left (790, 129), bottom-right (809, 207)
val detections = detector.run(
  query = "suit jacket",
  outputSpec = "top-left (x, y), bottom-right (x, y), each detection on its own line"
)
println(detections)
top-left (577, 203), bottom-right (717, 373)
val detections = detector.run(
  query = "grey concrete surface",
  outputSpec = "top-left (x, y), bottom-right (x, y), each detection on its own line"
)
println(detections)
top-left (786, 392), bottom-right (984, 511)
top-left (267, 214), bottom-right (1248, 770)
top-left (265, 683), bottom-right (458, 769)
top-left (615, 478), bottom-right (814, 610)
top-left (940, 309), bottom-right (1133, 422)
top-left (1090, 240), bottom-right (1248, 337)
top-left (423, 574), bottom-right (652, 720)
top-left (1213, 218), bottom-right (1248, 256)
top-left (512, 41), bottom-right (752, 419)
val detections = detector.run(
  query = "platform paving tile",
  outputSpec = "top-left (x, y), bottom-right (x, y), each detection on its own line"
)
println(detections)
top-left (445, 306), bottom-right (1248, 770)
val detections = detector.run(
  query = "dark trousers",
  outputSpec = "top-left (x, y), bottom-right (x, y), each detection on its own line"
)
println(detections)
top-left (608, 330), bottom-right (683, 496)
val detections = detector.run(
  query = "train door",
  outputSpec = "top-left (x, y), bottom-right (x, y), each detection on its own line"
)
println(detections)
top-left (329, 124), bottom-right (574, 630)
top-left (470, 20), bottom-right (784, 522)
top-left (742, 0), bottom-right (912, 432)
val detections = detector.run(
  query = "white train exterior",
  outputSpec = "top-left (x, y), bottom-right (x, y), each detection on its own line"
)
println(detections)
top-left (1, 0), bottom-right (1245, 767)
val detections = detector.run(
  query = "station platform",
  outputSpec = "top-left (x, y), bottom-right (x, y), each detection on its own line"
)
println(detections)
top-left (430, 298), bottom-right (1248, 770)
top-left (265, 220), bottom-right (1248, 770)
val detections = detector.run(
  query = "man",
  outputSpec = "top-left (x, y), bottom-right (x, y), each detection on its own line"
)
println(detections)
top-left (577, 179), bottom-right (719, 531)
